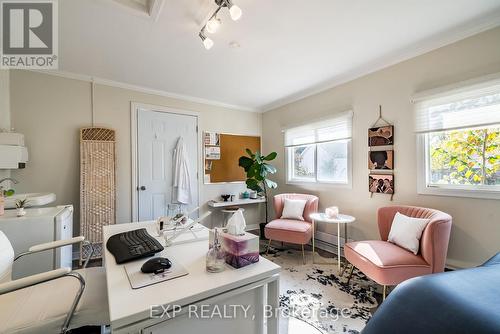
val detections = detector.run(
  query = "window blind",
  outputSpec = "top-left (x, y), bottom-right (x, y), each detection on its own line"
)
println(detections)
top-left (414, 78), bottom-right (500, 133)
top-left (284, 110), bottom-right (353, 147)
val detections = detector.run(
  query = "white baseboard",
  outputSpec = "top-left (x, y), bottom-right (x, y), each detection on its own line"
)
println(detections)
top-left (245, 224), bottom-right (259, 232)
top-left (313, 231), bottom-right (352, 256)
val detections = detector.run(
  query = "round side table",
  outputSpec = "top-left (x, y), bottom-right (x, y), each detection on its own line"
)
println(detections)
top-left (310, 212), bottom-right (356, 273)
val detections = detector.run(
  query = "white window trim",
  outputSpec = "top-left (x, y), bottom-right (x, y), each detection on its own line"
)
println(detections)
top-left (416, 134), bottom-right (500, 200)
top-left (285, 139), bottom-right (353, 188)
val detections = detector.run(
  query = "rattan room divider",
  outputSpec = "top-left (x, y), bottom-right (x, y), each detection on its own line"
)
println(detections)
top-left (79, 127), bottom-right (116, 264)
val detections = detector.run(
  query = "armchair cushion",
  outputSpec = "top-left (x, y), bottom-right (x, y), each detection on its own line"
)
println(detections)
top-left (281, 198), bottom-right (307, 221)
top-left (265, 219), bottom-right (313, 245)
top-left (0, 267), bottom-right (108, 333)
top-left (344, 240), bottom-right (431, 286)
top-left (387, 212), bottom-right (429, 255)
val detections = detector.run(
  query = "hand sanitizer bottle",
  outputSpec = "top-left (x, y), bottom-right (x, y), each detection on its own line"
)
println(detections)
top-left (206, 228), bottom-right (225, 273)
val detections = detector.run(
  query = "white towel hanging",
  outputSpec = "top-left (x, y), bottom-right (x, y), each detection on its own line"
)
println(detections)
top-left (172, 137), bottom-right (191, 205)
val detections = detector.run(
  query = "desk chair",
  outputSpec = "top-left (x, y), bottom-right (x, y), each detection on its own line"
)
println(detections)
top-left (0, 231), bottom-right (109, 333)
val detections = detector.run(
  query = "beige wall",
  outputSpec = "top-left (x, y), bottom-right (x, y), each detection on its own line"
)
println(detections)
top-left (262, 27), bottom-right (500, 268)
top-left (10, 70), bottom-right (263, 232)
top-left (0, 70), bottom-right (11, 181)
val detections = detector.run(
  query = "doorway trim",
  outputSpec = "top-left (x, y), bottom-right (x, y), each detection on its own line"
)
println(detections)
top-left (130, 102), bottom-right (201, 222)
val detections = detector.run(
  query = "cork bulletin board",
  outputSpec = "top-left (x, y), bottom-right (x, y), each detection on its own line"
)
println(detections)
top-left (204, 133), bottom-right (261, 183)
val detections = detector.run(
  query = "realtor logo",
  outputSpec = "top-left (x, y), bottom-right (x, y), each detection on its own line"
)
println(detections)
top-left (1, 0), bottom-right (58, 69)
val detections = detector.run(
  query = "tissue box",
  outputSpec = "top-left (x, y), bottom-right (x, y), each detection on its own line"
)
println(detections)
top-left (209, 230), bottom-right (259, 269)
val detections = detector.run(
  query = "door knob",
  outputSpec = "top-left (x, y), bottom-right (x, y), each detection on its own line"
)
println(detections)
top-left (139, 186), bottom-right (146, 191)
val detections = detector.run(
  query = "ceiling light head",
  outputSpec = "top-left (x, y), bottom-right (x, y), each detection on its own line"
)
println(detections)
top-left (206, 17), bottom-right (221, 34)
top-left (199, 32), bottom-right (214, 50)
top-left (216, 0), bottom-right (242, 21)
top-left (228, 3), bottom-right (242, 21)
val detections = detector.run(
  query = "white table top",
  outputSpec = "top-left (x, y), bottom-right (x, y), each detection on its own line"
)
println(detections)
top-left (103, 221), bottom-right (281, 329)
top-left (310, 212), bottom-right (356, 224)
top-left (208, 197), bottom-right (266, 208)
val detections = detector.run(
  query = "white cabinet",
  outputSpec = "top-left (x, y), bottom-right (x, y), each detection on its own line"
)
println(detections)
top-left (0, 205), bottom-right (74, 278)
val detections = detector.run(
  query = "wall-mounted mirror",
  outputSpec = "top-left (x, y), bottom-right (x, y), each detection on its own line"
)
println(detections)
top-left (203, 132), bottom-right (261, 184)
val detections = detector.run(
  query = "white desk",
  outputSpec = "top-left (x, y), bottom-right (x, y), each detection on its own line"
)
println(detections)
top-left (103, 221), bottom-right (281, 334)
top-left (208, 197), bottom-right (266, 208)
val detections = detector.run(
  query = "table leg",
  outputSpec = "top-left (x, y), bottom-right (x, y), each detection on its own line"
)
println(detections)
top-left (267, 277), bottom-right (279, 334)
top-left (340, 223), bottom-right (348, 276)
top-left (337, 223), bottom-right (341, 273)
top-left (312, 219), bottom-right (315, 264)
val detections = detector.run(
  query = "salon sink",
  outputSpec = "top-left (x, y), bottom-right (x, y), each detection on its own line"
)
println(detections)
top-left (4, 193), bottom-right (56, 209)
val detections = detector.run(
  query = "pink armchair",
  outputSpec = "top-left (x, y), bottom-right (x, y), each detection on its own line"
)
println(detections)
top-left (264, 193), bottom-right (319, 264)
top-left (344, 206), bottom-right (452, 299)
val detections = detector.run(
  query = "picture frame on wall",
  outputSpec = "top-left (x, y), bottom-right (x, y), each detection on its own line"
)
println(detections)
top-left (368, 125), bottom-right (393, 146)
top-left (369, 174), bottom-right (394, 194)
top-left (369, 150), bottom-right (394, 170)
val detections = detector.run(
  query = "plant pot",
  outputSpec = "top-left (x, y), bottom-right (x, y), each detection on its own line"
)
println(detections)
top-left (259, 222), bottom-right (267, 240)
top-left (16, 208), bottom-right (26, 217)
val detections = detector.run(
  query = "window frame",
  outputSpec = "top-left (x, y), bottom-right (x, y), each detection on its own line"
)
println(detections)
top-left (417, 132), bottom-right (500, 200)
top-left (285, 138), bottom-right (352, 188)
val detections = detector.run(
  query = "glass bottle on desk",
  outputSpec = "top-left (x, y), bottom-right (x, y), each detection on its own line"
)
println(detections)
top-left (206, 228), bottom-right (225, 273)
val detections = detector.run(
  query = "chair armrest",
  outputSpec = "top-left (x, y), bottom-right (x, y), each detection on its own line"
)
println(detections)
top-left (28, 236), bottom-right (85, 253)
top-left (15, 236), bottom-right (94, 269)
top-left (15, 236), bottom-right (85, 262)
top-left (0, 267), bottom-right (71, 294)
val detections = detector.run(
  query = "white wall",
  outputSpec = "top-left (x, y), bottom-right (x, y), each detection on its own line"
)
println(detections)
top-left (262, 26), bottom-right (500, 268)
top-left (0, 70), bottom-right (11, 181)
top-left (10, 70), bottom-right (264, 233)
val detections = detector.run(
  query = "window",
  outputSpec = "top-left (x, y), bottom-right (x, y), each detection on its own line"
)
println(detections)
top-left (415, 77), bottom-right (500, 199)
top-left (285, 111), bottom-right (352, 185)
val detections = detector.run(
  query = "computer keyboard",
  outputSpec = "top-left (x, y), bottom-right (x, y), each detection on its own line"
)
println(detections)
top-left (106, 228), bottom-right (164, 264)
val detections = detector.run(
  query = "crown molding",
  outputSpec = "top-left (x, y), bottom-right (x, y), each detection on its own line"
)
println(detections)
top-left (261, 11), bottom-right (500, 113)
top-left (27, 69), bottom-right (260, 113)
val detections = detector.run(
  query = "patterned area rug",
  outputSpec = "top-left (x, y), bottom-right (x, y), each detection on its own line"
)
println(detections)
top-left (262, 245), bottom-right (378, 334)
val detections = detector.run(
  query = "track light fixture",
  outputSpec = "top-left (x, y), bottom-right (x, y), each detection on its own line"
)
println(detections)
top-left (199, 0), bottom-right (243, 50)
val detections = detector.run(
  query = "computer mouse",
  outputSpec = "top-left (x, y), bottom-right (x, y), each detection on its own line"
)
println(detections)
top-left (141, 257), bottom-right (172, 274)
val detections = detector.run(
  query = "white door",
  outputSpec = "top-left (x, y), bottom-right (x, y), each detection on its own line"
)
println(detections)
top-left (137, 109), bottom-right (199, 221)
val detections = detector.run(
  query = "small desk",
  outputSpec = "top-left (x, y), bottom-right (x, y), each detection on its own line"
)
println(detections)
top-left (103, 221), bottom-right (281, 334)
top-left (310, 213), bottom-right (356, 273)
top-left (208, 197), bottom-right (266, 208)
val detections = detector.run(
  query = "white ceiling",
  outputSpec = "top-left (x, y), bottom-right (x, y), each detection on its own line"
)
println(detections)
top-left (59, 0), bottom-right (500, 111)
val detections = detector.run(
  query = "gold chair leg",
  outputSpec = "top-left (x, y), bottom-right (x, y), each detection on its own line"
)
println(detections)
top-left (301, 244), bottom-right (305, 265)
top-left (382, 285), bottom-right (387, 301)
top-left (266, 239), bottom-right (272, 256)
top-left (346, 264), bottom-right (354, 285)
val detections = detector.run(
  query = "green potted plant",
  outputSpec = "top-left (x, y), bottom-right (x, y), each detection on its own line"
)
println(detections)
top-left (15, 198), bottom-right (29, 217)
top-left (238, 149), bottom-right (278, 238)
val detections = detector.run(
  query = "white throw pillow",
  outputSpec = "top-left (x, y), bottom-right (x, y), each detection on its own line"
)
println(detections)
top-left (281, 198), bottom-right (307, 221)
top-left (388, 212), bottom-right (429, 255)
